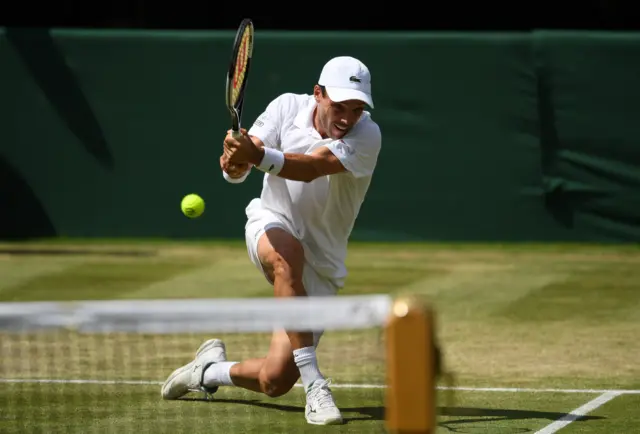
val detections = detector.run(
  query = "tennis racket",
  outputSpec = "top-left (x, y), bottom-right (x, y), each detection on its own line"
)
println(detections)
top-left (225, 18), bottom-right (254, 140)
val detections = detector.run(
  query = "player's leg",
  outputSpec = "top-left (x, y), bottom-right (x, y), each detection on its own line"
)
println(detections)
top-left (206, 328), bottom-right (299, 396)
top-left (201, 227), bottom-right (342, 423)
top-left (208, 227), bottom-right (321, 391)
top-left (160, 309), bottom-right (303, 399)
top-left (242, 228), bottom-right (341, 424)
top-left (261, 227), bottom-right (315, 344)
top-left (161, 209), bottom-right (341, 423)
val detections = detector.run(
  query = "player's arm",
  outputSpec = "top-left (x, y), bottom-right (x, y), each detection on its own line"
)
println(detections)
top-left (223, 93), bottom-right (380, 182)
top-left (247, 137), bottom-right (347, 183)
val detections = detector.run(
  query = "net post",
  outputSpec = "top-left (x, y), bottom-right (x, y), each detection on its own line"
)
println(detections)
top-left (384, 296), bottom-right (437, 434)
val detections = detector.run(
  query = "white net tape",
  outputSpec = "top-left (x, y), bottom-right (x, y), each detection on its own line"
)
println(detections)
top-left (0, 294), bottom-right (392, 333)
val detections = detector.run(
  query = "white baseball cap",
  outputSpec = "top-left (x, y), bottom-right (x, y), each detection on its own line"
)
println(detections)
top-left (318, 56), bottom-right (374, 108)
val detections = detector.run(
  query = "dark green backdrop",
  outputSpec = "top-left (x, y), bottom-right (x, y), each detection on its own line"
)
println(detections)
top-left (2, 29), bottom-right (639, 241)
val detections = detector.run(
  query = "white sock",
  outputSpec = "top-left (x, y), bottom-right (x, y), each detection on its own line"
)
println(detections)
top-left (293, 346), bottom-right (324, 391)
top-left (202, 361), bottom-right (238, 387)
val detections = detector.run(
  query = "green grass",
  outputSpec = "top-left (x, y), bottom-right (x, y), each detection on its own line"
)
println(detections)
top-left (1, 240), bottom-right (639, 433)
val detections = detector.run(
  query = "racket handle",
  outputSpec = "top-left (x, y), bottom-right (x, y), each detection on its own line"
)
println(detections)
top-left (227, 130), bottom-right (246, 181)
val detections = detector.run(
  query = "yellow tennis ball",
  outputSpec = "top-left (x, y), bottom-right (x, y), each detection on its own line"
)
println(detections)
top-left (181, 194), bottom-right (205, 218)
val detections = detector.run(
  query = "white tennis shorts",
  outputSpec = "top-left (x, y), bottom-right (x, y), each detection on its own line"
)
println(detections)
top-left (244, 199), bottom-right (340, 346)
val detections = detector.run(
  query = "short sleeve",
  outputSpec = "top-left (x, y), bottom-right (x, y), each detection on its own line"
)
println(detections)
top-left (248, 96), bottom-right (283, 149)
top-left (325, 123), bottom-right (381, 178)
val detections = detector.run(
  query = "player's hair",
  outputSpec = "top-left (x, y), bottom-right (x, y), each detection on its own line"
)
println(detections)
top-left (318, 85), bottom-right (328, 97)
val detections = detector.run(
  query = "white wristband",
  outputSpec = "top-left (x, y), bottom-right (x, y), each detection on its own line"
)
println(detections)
top-left (223, 169), bottom-right (250, 184)
top-left (256, 147), bottom-right (285, 175)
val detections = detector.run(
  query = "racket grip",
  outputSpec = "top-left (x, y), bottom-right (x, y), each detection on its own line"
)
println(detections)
top-left (231, 130), bottom-right (243, 139)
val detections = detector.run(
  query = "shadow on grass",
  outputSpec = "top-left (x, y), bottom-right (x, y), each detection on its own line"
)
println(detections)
top-left (438, 406), bottom-right (605, 433)
top-left (181, 396), bottom-right (383, 423)
top-left (182, 398), bottom-right (607, 430)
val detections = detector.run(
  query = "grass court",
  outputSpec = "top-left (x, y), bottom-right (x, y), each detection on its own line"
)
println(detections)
top-left (1, 240), bottom-right (639, 433)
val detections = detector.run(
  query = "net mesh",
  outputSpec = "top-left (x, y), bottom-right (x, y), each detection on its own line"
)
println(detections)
top-left (0, 296), bottom-right (390, 433)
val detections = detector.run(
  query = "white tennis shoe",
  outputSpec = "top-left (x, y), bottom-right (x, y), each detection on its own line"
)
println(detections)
top-left (160, 339), bottom-right (227, 400)
top-left (305, 378), bottom-right (343, 425)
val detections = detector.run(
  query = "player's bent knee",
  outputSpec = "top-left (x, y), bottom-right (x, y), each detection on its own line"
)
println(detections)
top-left (258, 369), bottom-right (297, 398)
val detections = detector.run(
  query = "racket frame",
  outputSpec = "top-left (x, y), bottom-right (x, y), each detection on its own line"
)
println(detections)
top-left (225, 19), bottom-right (254, 139)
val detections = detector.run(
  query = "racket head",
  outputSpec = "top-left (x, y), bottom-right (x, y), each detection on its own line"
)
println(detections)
top-left (225, 19), bottom-right (254, 132)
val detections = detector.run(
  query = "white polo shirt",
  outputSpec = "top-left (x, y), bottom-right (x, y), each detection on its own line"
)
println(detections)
top-left (246, 92), bottom-right (382, 285)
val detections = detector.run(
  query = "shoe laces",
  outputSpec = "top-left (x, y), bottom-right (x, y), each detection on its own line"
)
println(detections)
top-left (308, 379), bottom-right (336, 409)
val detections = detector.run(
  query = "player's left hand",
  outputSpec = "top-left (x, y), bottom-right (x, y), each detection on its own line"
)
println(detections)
top-left (220, 154), bottom-right (251, 178)
top-left (223, 129), bottom-right (262, 165)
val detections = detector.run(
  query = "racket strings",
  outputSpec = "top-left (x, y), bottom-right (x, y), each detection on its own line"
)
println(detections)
top-left (231, 30), bottom-right (251, 105)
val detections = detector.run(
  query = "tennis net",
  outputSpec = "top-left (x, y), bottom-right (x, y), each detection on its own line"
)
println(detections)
top-left (0, 294), bottom-right (436, 433)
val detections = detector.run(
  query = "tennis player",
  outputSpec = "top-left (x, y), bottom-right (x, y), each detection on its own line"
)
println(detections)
top-left (161, 56), bottom-right (381, 426)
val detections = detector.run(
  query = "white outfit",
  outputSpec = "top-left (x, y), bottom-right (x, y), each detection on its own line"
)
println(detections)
top-left (168, 57), bottom-right (378, 426)
top-left (244, 91), bottom-right (381, 298)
